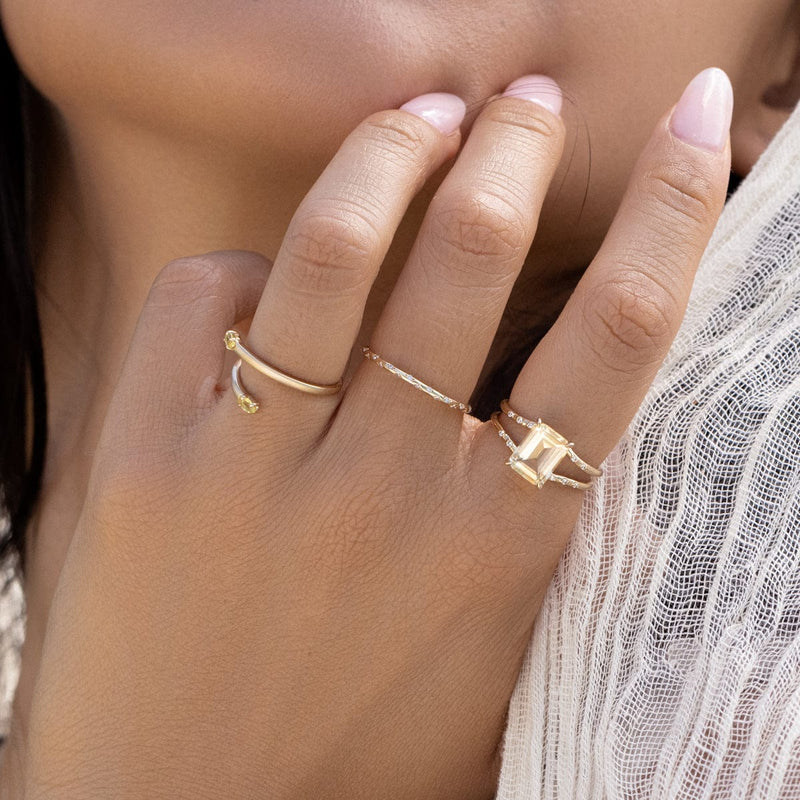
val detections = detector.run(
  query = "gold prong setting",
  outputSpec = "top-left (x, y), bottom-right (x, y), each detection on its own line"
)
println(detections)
top-left (490, 405), bottom-right (602, 491)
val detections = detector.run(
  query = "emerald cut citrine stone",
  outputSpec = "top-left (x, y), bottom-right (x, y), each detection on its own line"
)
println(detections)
top-left (507, 421), bottom-right (570, 489)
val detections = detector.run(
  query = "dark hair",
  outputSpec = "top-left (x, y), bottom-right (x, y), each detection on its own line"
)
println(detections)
top-left (1, 24), bottom-right (47, 580)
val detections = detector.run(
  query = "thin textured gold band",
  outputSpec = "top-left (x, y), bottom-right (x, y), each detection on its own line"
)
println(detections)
top-left (361, 347), bottom-right (472, 414)
top-left (491, 408), bottom-right (601, 491)
top-left (224, 330), bottom-right (343, 397)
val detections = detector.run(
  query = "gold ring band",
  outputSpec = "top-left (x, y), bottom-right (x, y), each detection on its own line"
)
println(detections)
top-left (491, 405), bottom-right (602, 490)
top-left (224, 330), bottom-right (343, 397)
top-left (361, 347), bottom-right (471, 413)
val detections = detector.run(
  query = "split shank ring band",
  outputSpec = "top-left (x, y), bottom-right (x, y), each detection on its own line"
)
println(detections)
top-left (224, 330), bottom-right (343, 414)
top-left (492, 399), bottom-right (602, 490)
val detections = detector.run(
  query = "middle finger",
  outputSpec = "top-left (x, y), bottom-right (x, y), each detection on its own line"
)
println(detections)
top-left (363, 75), bottom-right (566, 422)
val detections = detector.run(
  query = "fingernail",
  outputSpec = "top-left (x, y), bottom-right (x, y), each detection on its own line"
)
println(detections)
top-left (670, 67), bottom-right (733, 153)
top-left (502, 75), bottom-right (562, 116)
top-left (400, 93), bottom-right (467, 135)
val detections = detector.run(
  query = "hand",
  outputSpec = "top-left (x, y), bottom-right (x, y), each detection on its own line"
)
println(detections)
top-left (23, 70), bottom-right (732, 800)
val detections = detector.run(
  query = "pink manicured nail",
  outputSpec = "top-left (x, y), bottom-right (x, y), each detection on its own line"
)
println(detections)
top-left (670, 68), bottom-right (733, 153)
top-left (400, 93), bottom-right (466, 135)
top-left (502, 75), bottom-right (562, 116)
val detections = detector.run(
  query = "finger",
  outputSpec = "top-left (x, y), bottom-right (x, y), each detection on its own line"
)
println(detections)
top-left (242, 94), bottom-right (466, 405)
top-left (360, 76), bottom-right (565, 423)
top-left (479, 68), bottom-right (733, 494)
top-left (114, 251), bottom-right (269, 435)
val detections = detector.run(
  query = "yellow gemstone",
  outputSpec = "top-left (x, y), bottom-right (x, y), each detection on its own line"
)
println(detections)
top-left (237, 394), bottom-right (259, 414)
top-left (508, 422), bottom-right (569, 488)
top-left (224, 330), bottom-right (240, 350)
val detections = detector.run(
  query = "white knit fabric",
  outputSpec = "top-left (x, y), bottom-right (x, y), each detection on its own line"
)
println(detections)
top-left (497, 104), bottom-right (800, 798)
top-left (0, 560), bottom-right (23, 738)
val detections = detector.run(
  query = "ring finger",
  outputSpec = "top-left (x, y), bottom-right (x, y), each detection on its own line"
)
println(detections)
top-left (356, 76), bottom-right (566, 432)
top-left (475, 68), bottom-right (733, 531)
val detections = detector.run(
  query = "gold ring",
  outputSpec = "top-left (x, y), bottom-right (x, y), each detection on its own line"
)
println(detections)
top-left (361, 347), bottom-right (471, 413)
top-left (500, 400), bottom-right (602, 478)
top-left (224, 330), bottom-right (343, 411)
top-left (491, 402), bottom-right (602, 490)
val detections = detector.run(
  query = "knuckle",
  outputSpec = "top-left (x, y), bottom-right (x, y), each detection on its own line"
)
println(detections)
top-left (150, 255), bottom-right (232, 309)
top-left (281, 204), bottom-right (383, 296)
top-left (427, 187), bottom-right (528, 277)
top-left (360, 111), bottom-right (433, 161)
top-left (640, 160), bottom-right (720, 229)
top-left (583, 276), bottom-right (678, 373)
top-left (486, 99), bottom-right (565, 148)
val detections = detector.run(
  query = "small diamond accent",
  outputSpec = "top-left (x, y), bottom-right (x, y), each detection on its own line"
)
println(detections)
top-left (361, 347), bottom-right (471, 414)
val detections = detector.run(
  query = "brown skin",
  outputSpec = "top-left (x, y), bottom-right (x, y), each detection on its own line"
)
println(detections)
top-left (0, 0), bottom-right (798, 797)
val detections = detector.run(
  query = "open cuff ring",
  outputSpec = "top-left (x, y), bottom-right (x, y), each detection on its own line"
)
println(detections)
top-left (225, 330), bottom-right (343, 413)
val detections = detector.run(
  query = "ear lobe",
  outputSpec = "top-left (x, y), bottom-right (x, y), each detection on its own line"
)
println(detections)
top-left (730, 100), bottom-right (795, 178)
top-left (731, 31), bottom-right (800, 176)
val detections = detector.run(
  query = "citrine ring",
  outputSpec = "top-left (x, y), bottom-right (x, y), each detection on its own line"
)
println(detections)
top-left (491, 400), bottom-right (602, 490)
